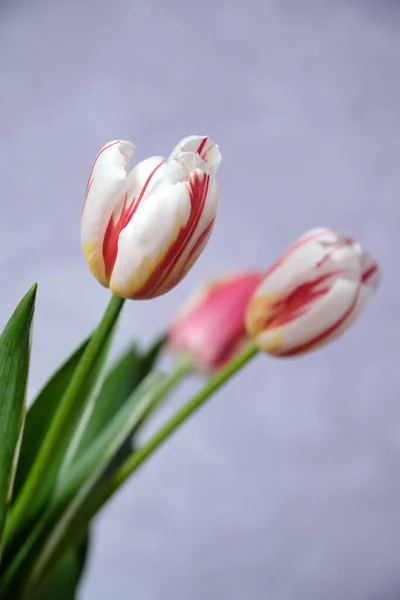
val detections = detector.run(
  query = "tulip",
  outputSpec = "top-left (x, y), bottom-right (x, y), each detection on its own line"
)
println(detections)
top-left (81, 135), bottom-right (221, 299)
top-left (168, 271), bottom-right (263, 372)
top-left (245, 228), bottom-right (380, 356)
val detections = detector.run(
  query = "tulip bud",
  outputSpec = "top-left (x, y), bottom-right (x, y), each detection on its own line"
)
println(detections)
top-left (81, 135), bottom-right (221, 299)
top-left (245, 228), bottom-right (380, 356)
top-left (168, 271), bottom-right (263, 372)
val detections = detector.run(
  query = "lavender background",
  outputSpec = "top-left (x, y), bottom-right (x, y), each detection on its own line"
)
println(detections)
top-left (0, 0), bottom-right (399, 598)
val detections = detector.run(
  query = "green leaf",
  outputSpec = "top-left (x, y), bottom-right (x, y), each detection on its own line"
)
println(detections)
top-left (55, 372), bottom-right (165, 503)
top-left (0, 336), bottom-right (167, 597)
top-left (37, 551), bottom-right (79, 600)
top-left (3, 340), bottom-right (89, 579)
top-left (5, 296), bottom-right (124, 552)
top-left (0, 373), bottom-right (170, 598)
top-left (12, 339), bottom-right (90, 502)
top-left (0, 285), bottom-right (37, 548)
top-left (70, 345), bottom-right (143, 457)
top-left (0, 339), bottom-right (89, 582)
top-left (34, 338), bottom-right (166, 598)
top-left (11, 328), bottom-right (114, 534)
top-left (37, 534), bottom-right (89, 600)
top-left (27, 365), bottom-right (189, 597)
top-left (73, 533), bottom-right (90, 589)
top-left (60, 335), bottom-right (166, 473)
top-left (84, 334), bottom-right (166, 452)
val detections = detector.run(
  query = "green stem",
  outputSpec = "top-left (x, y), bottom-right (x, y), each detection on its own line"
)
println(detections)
top-left (108, 341), bottom-right (258, 495)
top-left (5, 294), bottom-right (125, 546)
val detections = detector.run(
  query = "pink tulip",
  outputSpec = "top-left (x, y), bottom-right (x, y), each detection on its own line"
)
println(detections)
top-left (245, 228), bottom-right (380, 356)
top-left (168, 271), bottom-right (263, 372)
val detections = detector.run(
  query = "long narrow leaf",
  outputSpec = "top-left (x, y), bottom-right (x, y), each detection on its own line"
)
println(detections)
top-left (0, 339), bottom-right (91, 582)
top-left (0, 285), bottom-right (37, 548)
top-left (37, 550), bottom-right (80, 600)
top-left (54, 372), bottom-right (165, 504)
top-left (14, 328), bottom-right (114, 533)
top-left (62, 345), bottom-right (142, 467)
top-left (69, 336), bottom-right (166, 460)
top-left (13, 339), bottom-right (90, 502)
top-left (37, 533), bottom-right (89, 600)
top-left (57, 336), bottom-right (166, 486)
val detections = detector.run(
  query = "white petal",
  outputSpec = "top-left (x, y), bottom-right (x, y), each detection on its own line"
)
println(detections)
top-left (81, 140), bottom-right (135, 285)
top-left (259, 277), bottom-right (359, 354)
top-left (174, 151), bottom-right (208, 175)
top-left (110, 181), bottom-right (192, 298)
top-left (125, 155), bottom-right (190, 211)
top-left (257, 231), bottom-right (361, 300)
top-left (169, 135), bottom-right (221, 176)
top-left (125, 155), bottom-right (164, 201)
top-left (172, 172), bottom-right (220, 269)
top-left (321, 281), bottom-right (374, 343)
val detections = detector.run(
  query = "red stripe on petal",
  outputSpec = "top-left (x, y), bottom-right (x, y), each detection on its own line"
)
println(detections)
top-left (201, 144), bottom-right (213, 161)
top-left (102, 160), bottom-right (164, 280)
top-left (361, 264), bottom-right (378, 283)
top-left (278, 283), bottom-right (361, 356)
top-left (133, 171), bottom-right (211, 299)
top-left (316, 236), bottom-right (353, 269)
top-left (186, 218), bottom-right (215, 264)
top-left (197, 137), bottom-right (208, 158)
top-left (262, 272), bottom-right (338, 331)
top-left (163, 219), bottom-right (215, 293)
top-left (262, 230), bottom-right (330, 280)
top-left (102, 192), bottom-right (128, 281)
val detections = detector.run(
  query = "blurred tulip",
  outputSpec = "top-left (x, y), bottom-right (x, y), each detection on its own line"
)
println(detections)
top-left (81, 135), bottom-right (221, 299)
top-left (245, 228), bottom-right (380, 356)
top-left (168, 271), bottom-right (263, 372)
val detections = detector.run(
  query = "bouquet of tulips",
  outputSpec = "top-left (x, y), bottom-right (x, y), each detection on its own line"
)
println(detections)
top-left (0, 134), bottom-right (380, 599)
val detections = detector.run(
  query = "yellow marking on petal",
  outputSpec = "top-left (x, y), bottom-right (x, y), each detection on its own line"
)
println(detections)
top-left (257, 328), bottom-right (284, 355)
top-left (83, 242), bottom-right (105, 283)
top-left (110, 209), bottom-right (187, 299)
top-left (156, 227), bottom-right (213, 297)
top-left (155, 249), bottom-right (197, 296)
top-left (245, 292), bottom-right (279, 336)
top-left (150, 205), bottom-right (206, 297)
top-left (110, 254), bottom-right (157, 298)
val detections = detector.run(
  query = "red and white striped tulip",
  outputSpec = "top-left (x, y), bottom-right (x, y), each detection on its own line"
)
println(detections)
top-left (81, 135), bottom-right (221, 299)
top-left (168, 271), bottom-right (263, 372)
top-left (245, 228), bottom-right (380, 356)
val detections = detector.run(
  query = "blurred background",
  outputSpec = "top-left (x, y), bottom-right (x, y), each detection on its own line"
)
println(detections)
top-left (1, 0), bottom-right (399, 598)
